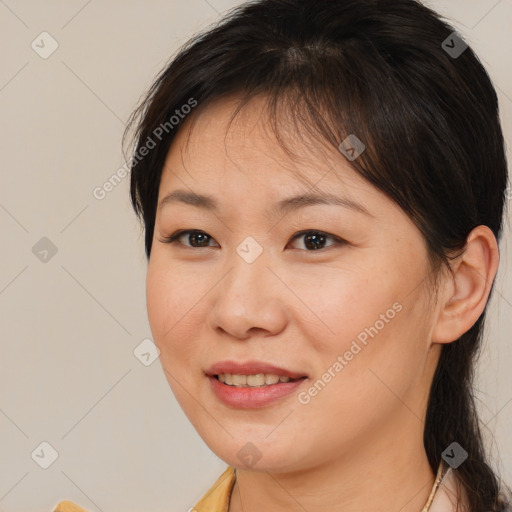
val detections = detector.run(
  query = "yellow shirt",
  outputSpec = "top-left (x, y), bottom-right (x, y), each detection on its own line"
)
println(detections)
top-left (52, 466), bottom-right (236, 512)
top-left (53, 461), bottom-right (460, 512)
top-left (191, 466), bottom-right (236, 511)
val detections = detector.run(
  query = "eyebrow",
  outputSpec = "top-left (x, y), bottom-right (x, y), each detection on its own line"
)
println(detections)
top-left (157, 189), bottom-right (372, 217)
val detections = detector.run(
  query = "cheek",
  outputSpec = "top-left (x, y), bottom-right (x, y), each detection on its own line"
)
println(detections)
top-left (146, 260), bottom-right (209, 418)
top-left (297, 258), bottom-right (429, 402)
top-left (294, 263), bottom-right (399, 355)
top-left (146, 259), bottom-right (203, 364)
top-left (297, 309), bottom-right (424, 446)
top-left (146, 260), bottom-right (173, 338)
top-left (306, 289), bottom-right (430, 423)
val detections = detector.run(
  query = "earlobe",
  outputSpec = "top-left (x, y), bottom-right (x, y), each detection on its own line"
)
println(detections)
top-left (431, 225), bottom-right (499, 344)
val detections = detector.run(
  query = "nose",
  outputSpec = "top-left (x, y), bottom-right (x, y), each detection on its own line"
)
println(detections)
top-left (208, 248), bottom-right (288, 340)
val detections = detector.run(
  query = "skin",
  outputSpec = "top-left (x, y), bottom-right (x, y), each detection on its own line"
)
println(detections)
top-left (145, 95), bottom-right (499, 512)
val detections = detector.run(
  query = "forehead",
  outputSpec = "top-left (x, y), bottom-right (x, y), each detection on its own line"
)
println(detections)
top-left (162, 94), bottom-right (367, 194)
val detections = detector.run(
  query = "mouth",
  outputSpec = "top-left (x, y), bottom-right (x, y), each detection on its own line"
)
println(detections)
top-left (205, 361), bottom-right (309, 408)
top-left (214, 373), bottom-right (307, 387)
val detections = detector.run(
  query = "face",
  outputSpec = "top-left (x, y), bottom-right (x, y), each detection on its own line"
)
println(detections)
top-left (146, 95), bottom-right (441, 473)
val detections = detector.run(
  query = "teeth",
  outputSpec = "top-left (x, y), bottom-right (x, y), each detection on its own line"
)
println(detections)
top-left (217, 373), bottom-right (296, 387)
top-left (232, 374), bottom-right (247, 386)
top-left (266, 374), bottom-right (280, 385)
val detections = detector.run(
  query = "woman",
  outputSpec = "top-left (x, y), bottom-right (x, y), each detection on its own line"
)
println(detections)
top-left (54, 0), bottom-right (511, 510)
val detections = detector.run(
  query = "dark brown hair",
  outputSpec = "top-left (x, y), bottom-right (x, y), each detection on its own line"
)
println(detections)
top-left (125, 1), bottom-right (511, 510)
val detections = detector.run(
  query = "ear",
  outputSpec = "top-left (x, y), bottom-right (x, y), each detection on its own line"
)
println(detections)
top-left (431, 225), bottom-right (500, 344)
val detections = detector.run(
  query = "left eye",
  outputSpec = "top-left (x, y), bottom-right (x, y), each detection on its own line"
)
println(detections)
top-left (159, 229), bottom-right (345, 251)
top-left (159, 230), bottom-right (218, 248)
top-left (288, 230), bottom-right (343, 251)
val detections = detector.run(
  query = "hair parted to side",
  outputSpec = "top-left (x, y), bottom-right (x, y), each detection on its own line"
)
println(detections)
top-left (124, 0), bottom-right (511, 510)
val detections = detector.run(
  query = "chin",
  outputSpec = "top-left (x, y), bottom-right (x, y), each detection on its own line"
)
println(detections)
top-left (204, 436), bottom-right (309, 474)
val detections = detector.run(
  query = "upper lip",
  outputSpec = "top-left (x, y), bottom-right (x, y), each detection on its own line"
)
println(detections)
top-left (205, 360), bottom-right (308, 380)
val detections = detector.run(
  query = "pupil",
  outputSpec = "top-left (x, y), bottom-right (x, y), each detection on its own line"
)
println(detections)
top-left (191, 232), bottom-right (209, 247)
top-left (305, 233), bottom-right (325, 250)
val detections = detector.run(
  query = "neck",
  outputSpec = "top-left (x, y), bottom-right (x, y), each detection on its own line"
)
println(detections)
top-left (228, 411), bottom-right (435, 512)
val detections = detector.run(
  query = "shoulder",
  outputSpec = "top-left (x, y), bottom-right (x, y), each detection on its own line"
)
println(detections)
top-left (52, 500), bottom-right (90, 512)
top-left (193, 466), bottom-right (236, 512)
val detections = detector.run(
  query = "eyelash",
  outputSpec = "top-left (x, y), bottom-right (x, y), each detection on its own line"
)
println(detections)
top-left (158, 229), bottom-right (347, 251)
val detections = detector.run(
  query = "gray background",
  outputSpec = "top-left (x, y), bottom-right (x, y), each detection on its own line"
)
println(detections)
top-left (1, 1), bottom-right (511, 511)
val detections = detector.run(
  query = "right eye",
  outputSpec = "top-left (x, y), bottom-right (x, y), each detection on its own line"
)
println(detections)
top-left (158, 229), bottom-right (219, 249)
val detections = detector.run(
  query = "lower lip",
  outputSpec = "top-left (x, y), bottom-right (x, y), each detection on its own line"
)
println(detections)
top-left (208, 375), bottom-right (307, 408)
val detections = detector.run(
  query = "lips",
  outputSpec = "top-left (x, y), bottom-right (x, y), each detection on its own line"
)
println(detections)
top-left (205, 360), bottom-right (308, 380)
top-left (205, 360), bottom-right (309, 408)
